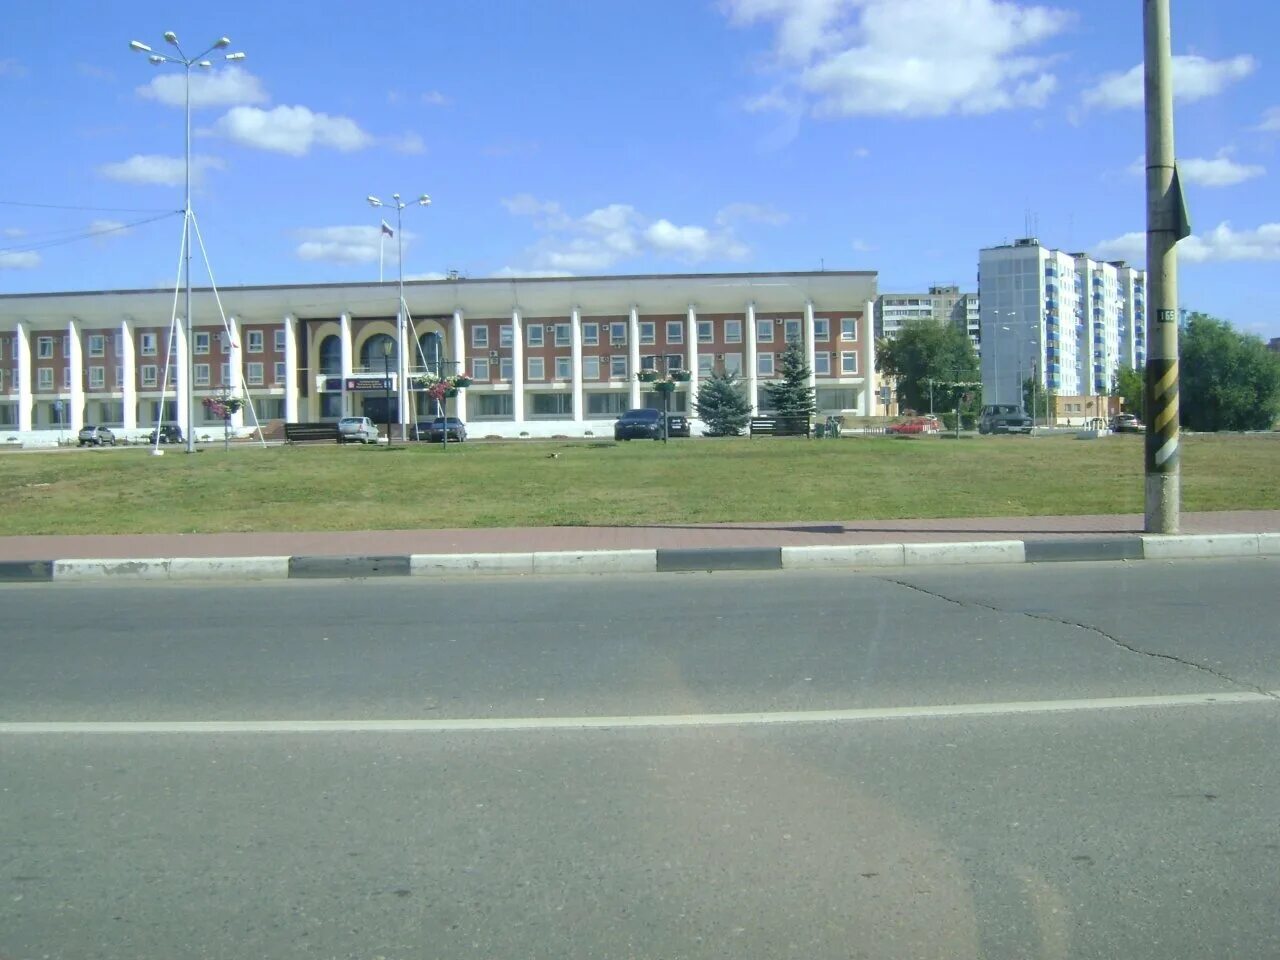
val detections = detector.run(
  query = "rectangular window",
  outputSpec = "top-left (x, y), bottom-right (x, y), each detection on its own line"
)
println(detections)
top-left (472, 393), bottom-right (513, 419)
top-left (641, 355), bottom-right (658, 372)
top-left (610, 355), bottom-right (627, 379)
top-left (697, 320), bottom-right (714, 344)
top-left (194, 332), bottom-right (211, 355)
top-left (724, 319), bottom-right (743, 344)
top-left (274, 361), bottom-right (286, 383)
top-left (38, 367), bottom-right (53, 390)
top-left (582, 356), bottom-right (600, 380)
top-left (0, 370), bottom-right (4, 390)
top-left (500, 325), bottom-right (513, 348)
top-left (665, 354), bottom-right (684, 371)
top-left (610, 322), bottom-right (627, 345)
top-left (37, 336), bottom-right (53, 359)
top-left (640, 322), bottom-right (656, 345)
top-left (555, 356), bottom-right (572, 380)
top-left (471, 358), bottom-right (490, 380)
top-left (555, 323), bottom-right (571, 347)
top-left (88, 335), bottom-right (106, 357)
top-left (841, 318), bottom-right (858, 341)
top-left (88, 366), bottom-right (105, 389)
top-left (246, 362), bottom-right (264, 386)
top-left (724, 352), bottom-right (743, 376)
top-left (62, 335), bottom-right (70, 356)
top-left (194, 363), bottom-right (211, 386)
top-left (814, 318), bottom-right (830, 342)
top-left (757, 319), bottom-right (774, 343)
top-left (220, 363), bottom-right (230, 386)
top-left (758, 353), bottom-right (775, 376)
top-left (274, 329), bottom-right (286, 352)
top-left (840, 351), bottom-right (859, 375)
top-left (140, 333), bottom-right (157, 356)
top-left (499, 357), bottom-right (513, 381)
top-left (63, 367), bottom-right (71, 389)
top-left (140, 365), bottom-right (158, 387)
top-left (587, 392), bottom-right (628, 416)
top-left (527, 356), bottom-right (545, 381)
top-left (697, 354), bottom-right (714, 376)
top-left (115, 366), bottom-right (123, 387)
top-left (784, 319), bottom-right (802, 343)
top-left (814, 352), bottom-right (831, 375)
top-left (471, 325), bottom-right (489, 349)
top-left (582, 323), bottom-right (599, 346)
top-left (527, 324), bottom-right (544, 347)
top-left (530, 393), bottom-right (574, 417)
top-left (220, 332), bottom-right (230, 354)
top-left (666, 321), bottom-right (683, 344)
top-left (112, 332), bottom-right (123, 355)
top-left (247, 330), bottom-right (264, 354)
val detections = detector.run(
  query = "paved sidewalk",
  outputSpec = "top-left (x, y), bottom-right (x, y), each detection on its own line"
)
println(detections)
top-left (2, 510), bottom-right (1278, 562)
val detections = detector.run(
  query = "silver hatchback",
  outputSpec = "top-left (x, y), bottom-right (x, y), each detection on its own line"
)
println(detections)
top-left (337, 416), bottom-right (380, 444)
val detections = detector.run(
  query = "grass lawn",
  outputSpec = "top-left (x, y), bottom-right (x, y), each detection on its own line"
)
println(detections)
top-left (3, 434), bottom-right (1278, 536)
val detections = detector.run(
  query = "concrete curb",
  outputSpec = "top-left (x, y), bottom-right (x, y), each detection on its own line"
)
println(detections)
top-left (0, 536), bottom-right (1272, 584)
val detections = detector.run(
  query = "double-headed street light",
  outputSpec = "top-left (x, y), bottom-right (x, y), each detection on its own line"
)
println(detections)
top-left (129, 32), bottom-right (246, 454)
top-left (367, 193), bottom-right (430, 439)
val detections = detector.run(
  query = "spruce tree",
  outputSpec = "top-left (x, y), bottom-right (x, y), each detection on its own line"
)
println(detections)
top-left (763, 341), bottom-right (816, 417)
top-left (695, 370), bottom-right (751, 436)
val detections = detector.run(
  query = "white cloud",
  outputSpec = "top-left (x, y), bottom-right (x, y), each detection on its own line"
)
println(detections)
top-left (0, 58), bottom-right (27, 78)
top-left (3, 227), bottom-right (25, 238)
top-left (716, 202), bottom-right (790, 226)
top-left (491, 267), bottom-right (575, 279)
top-left (98, 153), bottom-right (224, 186)
top-left (852, 146), bottom-right (871, 158)
top-left (1082, 54), bottom-right (1256, 110)
top-left (1095, 222), bottom-right (1280, 265)
top-left (724, 0), bottom-right (1073, 118)
top-left (421, 90), bottom-right (450, 106)
top-left (0, 251), bottom-right (40, 269)
top-left (405, 271), bottom-right (449, 281)
top-left (212, 105), bottom-right (372, 155)
top-left (1256, 107), bottom-right (1280, 132)
top-left (387, 132), bottom-right (426, 155)
top-left (852, 238), bottom-right (876, 252)
top-left (1127, 152), bottom-right (1265, 187)
top-left (137, 66), bottom-right (268, 109)
top-left (88, 220), bottom-right (132, 245)
top-left (295, 225), bottom-right (415, 264)
top-left (744, 90), bottom-right (798, 113)
top-left (646, 220), bottom-right (749, 261)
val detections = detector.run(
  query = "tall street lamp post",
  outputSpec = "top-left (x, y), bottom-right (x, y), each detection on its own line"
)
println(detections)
top-left (367, 193), bottom-right (430, 441)
top-left (382, 339), bottom-right (394, 447)
top-left (129, 32), bottom-right (246, 455)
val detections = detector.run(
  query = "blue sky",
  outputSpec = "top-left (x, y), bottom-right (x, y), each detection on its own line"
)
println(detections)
top-left (2, 0), bottom-right (1277, 336)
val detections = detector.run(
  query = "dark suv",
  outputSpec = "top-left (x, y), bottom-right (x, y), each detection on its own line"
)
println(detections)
top-left (148, 424), bottom-right (184, 444)
top-left (614, 408), bottom-right (664, 441)
top-left (978, 404), bottom-right (1033, 435)
top-left (418, 417), bottom-right (467, 442)
top-left (666, 413), bottom-right (690, 438)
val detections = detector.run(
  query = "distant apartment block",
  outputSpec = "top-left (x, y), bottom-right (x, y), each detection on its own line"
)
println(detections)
top-left (875, 285), bottom-right (980, 349)
top-left (978, 238), bottom-right (1146, 406)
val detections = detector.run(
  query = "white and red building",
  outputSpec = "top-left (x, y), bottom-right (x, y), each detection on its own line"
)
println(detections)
top-left (0, 270), bottom-right (878, 444)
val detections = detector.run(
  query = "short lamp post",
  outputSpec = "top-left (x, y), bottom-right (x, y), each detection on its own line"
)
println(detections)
top-left (382, 339), bottom-right (394, 447)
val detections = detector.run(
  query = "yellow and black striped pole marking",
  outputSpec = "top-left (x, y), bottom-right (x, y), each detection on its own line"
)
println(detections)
top-left (1145, 356), bottom-right (1179, 473)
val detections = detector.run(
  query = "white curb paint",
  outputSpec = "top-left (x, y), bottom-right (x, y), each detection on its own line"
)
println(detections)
top-left (903, 540), bottom-right (1026, 566)
top-left (532, 549), bottom-right (657, 575)
top-left (2, 690), bottom-right (1273, 736)
top-left (410, 552), bottom-right (536, 575)
top-left (1141, 533), bottom-right (1261, 560)
top-left (168, 556), bottom-right (291, 580)
top-left (781, 544), bottom-right (906, 569)
top-left (1258, 533), bottom-right (1280, 557)
top-left (53, 558), bottom-right (173, 581)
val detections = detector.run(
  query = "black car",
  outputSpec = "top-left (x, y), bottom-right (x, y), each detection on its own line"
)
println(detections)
top-left (148, 424), bottom-right (184, 444)
top-left (978, 404), bottom-right (1034, 435)
top-left (666, 413), bottom-right (690, 437)
top-left (614, 408), bottom-right (664, 441)
top-left (416, 417), bottom-right (467, 442)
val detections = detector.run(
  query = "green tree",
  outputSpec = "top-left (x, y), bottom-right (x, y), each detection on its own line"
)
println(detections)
top-left (763, 341), bottom-right (816, 417)
top-left (1112, 364), bottom-right (1145, 420)
top-left (695, 370), bottom-right (751, 436)
top-left (1022, 377), bottom-right (1057, 424)
top-left (1181, 313), bottom-right (1280, 431)
top-left (876, 319), bottom-right (980, 414)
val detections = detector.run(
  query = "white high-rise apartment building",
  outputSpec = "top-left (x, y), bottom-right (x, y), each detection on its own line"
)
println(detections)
top-left (979, 238), bottom-right (1145, 406)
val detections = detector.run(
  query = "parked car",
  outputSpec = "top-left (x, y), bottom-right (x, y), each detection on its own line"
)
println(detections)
top-left (614, 408), bottom-right (664, 441)
top-left (886, 416), bottom-right (941, 435)
top-left (978, 404), bottom-right (1033, 435)
top-left (418, 417), bottom-right (468, 442)
top-left (337, 416), bottom-right (380, 444)
top-left (666, 413), bottom-right (690, 438)
top-left (77, 425), bottom-right (116, 447)
top-left (148, 424), bottom-right (184, 445)
top-left (1110, 413), bottom-right (1144, 433)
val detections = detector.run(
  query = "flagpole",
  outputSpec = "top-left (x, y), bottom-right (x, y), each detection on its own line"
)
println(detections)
top-left (379, 230), bottom-right (384, 284)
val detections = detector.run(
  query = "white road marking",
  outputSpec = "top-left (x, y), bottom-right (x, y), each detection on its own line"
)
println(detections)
top-left (0, 690), bottom-right (1274, 735)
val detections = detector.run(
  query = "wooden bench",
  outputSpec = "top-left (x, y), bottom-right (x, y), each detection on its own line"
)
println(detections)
top-left (749, 416), bottom-right (811, 438)
top-left (284, 422), bottom-right (340, 444)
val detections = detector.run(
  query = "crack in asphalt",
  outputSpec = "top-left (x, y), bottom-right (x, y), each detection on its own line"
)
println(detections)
top-left (876, 576), bottom-right (1280, 700)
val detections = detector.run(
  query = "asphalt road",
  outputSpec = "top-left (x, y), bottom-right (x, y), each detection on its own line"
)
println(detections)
top-left (2, 559), bottom-right (1278, 959)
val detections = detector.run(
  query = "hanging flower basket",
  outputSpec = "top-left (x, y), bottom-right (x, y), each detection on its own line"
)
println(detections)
top-left (453, 375), bottom-right (473, 389)
top-left (201, 395), bottom-right (244, 420)
top-left (670, 370), bottom-right (692, 382)
top-left (654, 380), bottom-right (677, 393)
top-left (636, 370), bottom-right (660, 383)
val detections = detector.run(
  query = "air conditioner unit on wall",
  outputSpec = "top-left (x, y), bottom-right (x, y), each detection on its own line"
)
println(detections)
top-left (489, 350), bottom-right (498, 358)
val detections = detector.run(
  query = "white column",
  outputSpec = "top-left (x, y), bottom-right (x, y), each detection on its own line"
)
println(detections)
top-left (510, 308), bottom-right (524, 423)
top-left (627, 306), bottom-right (641, 409)
top-left (451, 308), bottom-right (467, 421)
top-left (227, 317), bottom-right (243, 430)
top-left (68, 319), bottom-right (84, 432)
top-left (570, 307), bottom-right (583, 422)
top-left (685, 304), bottom-right (698, 415)
top-left (745, 302), bottom-right (759, 415)
top-left (339, 312), bottom-right (353, 417)
top-left (863, 301), bottom-right (877, 416)
top-left (119, 319), bottom-right (137, 430)
top-left (174, 323), bottom-right (189, 434)
top-left (15, 321), bottom-right (32, 431)
top-left (397, 307), bottom-right (410, 437)
top-left (283, 314), bottom-right (299, 422)
top-left (804, 300), bottom-right (817, 392)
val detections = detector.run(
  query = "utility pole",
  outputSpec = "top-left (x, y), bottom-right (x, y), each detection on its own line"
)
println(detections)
top-left (1143, 0), bottom-right (1191, 533)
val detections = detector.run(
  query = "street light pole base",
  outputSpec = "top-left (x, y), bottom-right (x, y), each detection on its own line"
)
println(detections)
top-left (1144, 472), bottom-right (1180, 534)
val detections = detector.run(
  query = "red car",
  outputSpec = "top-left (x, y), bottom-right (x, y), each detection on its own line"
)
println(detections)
top-left (886, 416), bottom-right (940, 435)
